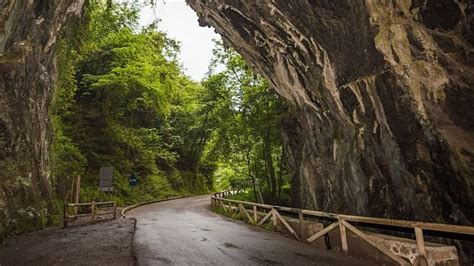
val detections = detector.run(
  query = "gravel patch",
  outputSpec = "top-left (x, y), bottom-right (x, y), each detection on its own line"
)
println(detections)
top-left (0, 218), bottom-right (136, 266)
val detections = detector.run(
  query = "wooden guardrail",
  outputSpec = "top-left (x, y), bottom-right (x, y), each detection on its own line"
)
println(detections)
top-left (63, 201), bottom-right (117, 228)
top-left (213, 189), bottom-right (243, 199)
top-left (211, 192), bottom-right (474, 265)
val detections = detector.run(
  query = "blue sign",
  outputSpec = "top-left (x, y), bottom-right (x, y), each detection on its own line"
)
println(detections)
top-left (129, 173), bottom-right (138, 187)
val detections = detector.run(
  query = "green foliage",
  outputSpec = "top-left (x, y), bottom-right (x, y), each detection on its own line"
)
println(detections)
top-left (51, 0), bottom-right (210, 208)
top-left (80, 173), bottom-right (178, 206)
top-left (203, 41), bottom-right (291, 205)
top-left (51, 0), bottom-right (291, 214)
top-left (227, 191), bottom-right (256, 202)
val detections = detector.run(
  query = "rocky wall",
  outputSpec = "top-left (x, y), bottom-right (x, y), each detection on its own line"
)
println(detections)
top-left (186, 0), bottom-right (474, 225)
top-left (0, 0), bottom-right (84, 238)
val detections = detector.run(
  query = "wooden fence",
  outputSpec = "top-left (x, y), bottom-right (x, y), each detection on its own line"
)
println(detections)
top-left (64, 201), bottom-right (117, 228)
top-left (211, 192), bottom-right (474, 265)
top-left (213, 189), bottom-right (243, 199)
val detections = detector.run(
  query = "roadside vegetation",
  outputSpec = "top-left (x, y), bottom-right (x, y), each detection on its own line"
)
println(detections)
top-left (50, 0), bottom-right (292, 216)
top-left (211, 202), bottom-right (275, 231)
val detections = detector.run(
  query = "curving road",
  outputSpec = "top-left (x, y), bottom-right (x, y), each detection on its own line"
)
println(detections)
top-left (128, 196), bottom-right (371, 265)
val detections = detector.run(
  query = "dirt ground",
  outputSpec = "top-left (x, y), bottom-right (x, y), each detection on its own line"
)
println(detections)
top-left (0, 218), bottom-right (135, 266)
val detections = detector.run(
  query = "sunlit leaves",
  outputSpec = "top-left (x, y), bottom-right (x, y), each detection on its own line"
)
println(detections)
top-left (204, 41), bottom-right (289, 203)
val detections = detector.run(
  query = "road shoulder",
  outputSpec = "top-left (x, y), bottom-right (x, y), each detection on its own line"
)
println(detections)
top-left (0, 218), bottom-right (135, 266)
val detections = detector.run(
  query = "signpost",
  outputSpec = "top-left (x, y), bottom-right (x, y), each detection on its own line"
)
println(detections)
top-left (74, 175), bottom-right (81, 215)
top-left (99, 167), bottom-right (114, 192)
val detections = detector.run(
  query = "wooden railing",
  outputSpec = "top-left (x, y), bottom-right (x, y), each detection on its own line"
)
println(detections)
top-left (63, 201), bottom-right (117, 228)
top-left (213, 189), bottom-right (243, 199)
top-left (211, 192), bottom-right (474, 265)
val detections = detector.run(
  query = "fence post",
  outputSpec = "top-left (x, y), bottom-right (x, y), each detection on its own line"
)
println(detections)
top-left (253, 205), bottom-right (258, 223)
top-left (271, 208), bottom-right (277, 227)
top-left (63, 201), bottom-right (68, 229)
top-left (74, 175), bottom-right (81, 216)
top-left (91, 201), bottom-right (96, 221)
top-left (415, 227), bottom-right (428, 265)
top-left (339, 219), bottom-right (348, 254)
top-left (299, 211), bottom-right (305, 239)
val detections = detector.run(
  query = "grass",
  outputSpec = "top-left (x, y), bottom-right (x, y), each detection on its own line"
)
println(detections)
top-left (227, 191), bottom-right (257, 202)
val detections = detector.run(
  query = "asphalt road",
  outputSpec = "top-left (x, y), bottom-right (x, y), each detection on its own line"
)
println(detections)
top-left (128, 195), bottom-right (371, 265)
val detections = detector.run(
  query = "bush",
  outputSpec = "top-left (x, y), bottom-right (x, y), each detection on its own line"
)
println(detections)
top-left (79, 171), bottom-right (179, 206)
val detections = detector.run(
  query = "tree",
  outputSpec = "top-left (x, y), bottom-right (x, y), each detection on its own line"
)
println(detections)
top-left (52, 0), bottom-right (210, 205)
top-left (203, 41), bottom-right (290, 204)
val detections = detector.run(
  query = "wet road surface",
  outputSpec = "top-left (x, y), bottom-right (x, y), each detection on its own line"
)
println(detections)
top-left (129, 195), bottom-right (371, 265)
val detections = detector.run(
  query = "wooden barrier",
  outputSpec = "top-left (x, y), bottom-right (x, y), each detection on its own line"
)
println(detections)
top-left (215, 189), bottom-right (243, 200)
top-left (64, 201), bottom-right (117, 228)
top-left (211, 191), bottom-right (474, 265)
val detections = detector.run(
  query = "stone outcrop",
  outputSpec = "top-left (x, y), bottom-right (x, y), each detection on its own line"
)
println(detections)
top-left (186, 0), bottom-right (474, 226)
top-left (0, 0), bottom-right (84, 238)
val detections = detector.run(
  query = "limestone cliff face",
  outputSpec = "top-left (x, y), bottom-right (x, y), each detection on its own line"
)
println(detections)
top-left (0, 0), bottom-right (84, 237)
top-left (187, 0), bottom-right (474, 224)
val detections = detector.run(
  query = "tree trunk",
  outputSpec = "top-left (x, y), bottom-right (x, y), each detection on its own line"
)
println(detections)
top-left (263, 130), bottom-right (277, 202)
top-left (246, 149), bottom-right (258, 203)
top-left (277, 146), bottom-right (285, 202)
